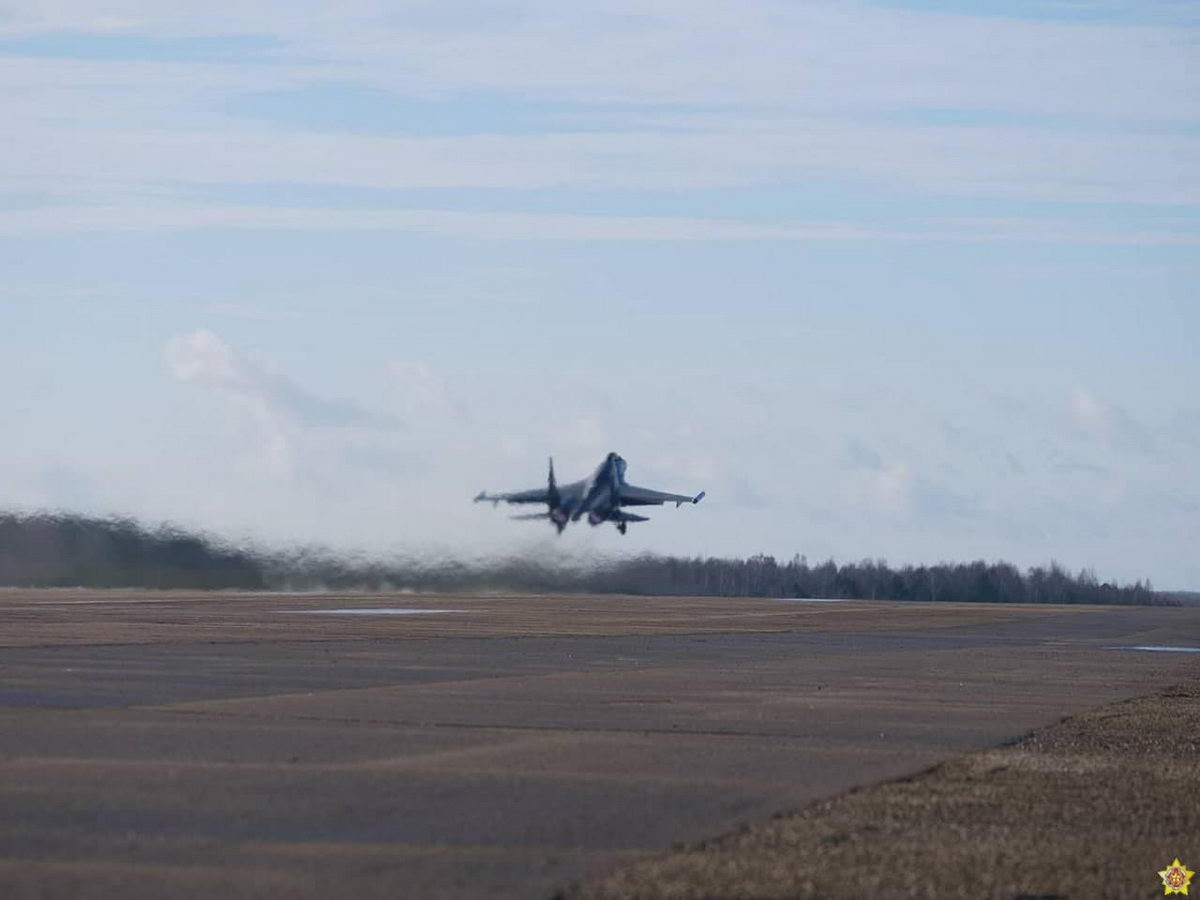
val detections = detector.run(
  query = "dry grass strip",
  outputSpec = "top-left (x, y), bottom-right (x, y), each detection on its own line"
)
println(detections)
top-left (560, 671), bottom-right (1200, 900)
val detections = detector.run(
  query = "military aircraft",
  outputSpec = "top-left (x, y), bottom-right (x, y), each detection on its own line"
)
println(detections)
top-left (474, 452), bottom-right (705, 535)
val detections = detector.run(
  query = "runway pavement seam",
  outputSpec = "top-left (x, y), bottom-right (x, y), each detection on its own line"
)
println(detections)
top-left (62, 660), bottom-right (751, 710)
top-left (141, 707), bottom-right (957, 742)
top-left (0, 755), bottom-right (814, 790)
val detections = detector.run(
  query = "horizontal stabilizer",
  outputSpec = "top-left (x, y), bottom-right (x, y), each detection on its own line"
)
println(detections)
top-left (510, 513), bottom-right (551, 521)
top-left (610, 511), bottom-right (650, 523)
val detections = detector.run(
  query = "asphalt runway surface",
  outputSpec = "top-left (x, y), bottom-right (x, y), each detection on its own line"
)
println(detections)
top-left (2, 591), bottom-right (1198, 899)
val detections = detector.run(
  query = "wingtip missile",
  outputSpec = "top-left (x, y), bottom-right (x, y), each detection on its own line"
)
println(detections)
top-left (693, 490), bottom-right (706, 504)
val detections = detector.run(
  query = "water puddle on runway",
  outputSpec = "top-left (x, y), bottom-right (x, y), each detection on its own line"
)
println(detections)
top-left (291, 608), bottom-right (464, 616)
top-left (1109, 645), bottom-right (1200, 654)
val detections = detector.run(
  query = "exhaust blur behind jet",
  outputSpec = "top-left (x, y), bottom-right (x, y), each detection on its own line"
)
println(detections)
top-left (474, 452), bottom-right (705, 534)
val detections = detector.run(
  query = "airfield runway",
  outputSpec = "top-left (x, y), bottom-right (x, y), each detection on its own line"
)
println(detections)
top-left (1, 591), bottom-right (1197, 899)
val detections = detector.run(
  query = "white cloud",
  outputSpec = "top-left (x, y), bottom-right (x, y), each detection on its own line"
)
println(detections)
top-left (1069, 386), bottom-right (1108, 430)
top-left (847, 458), bottom-right (914, 516)
top-left (386, 360), bottom-right (457, 418)
top-left (1067, 386), bottom-right (1154, 453)
top-left (167, 328), bottom-right (238, 383)
top-left (165, 329), bottom-right (401, 476)
top-left (166, 330), bottom-right (293, 474)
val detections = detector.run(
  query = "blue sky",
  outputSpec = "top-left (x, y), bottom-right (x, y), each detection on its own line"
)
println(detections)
top-left (2, 1), bottom-right (1197, 586)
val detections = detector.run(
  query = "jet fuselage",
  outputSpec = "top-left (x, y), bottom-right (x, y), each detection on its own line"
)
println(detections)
top-left (475, 451), bottom-right (702, 535)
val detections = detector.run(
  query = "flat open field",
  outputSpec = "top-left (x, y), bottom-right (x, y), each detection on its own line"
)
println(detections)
top-left (1, 591), bottom-right (1197, 899)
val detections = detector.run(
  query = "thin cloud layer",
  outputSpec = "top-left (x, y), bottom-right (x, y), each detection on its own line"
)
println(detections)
top-left (165, 329), bottom-right (400, 476)
top-left (1, 0), bottom-right (1197, 241)
top-left (2, 1), bottom-right (1197, 587)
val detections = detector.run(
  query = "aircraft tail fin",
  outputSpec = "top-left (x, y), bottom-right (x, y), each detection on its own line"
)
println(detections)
top-left (547, 456), bottom-right (560, 507)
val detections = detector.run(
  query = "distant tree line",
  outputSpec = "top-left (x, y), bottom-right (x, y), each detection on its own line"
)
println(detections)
top-left (565, 553), bottom-right (1162, 606)
top-left (0, 512), bottom-right (265, 589)
top-left (290, 551), bottom-right (1161, 606)
top-left (0, 511), bottom-right (1168, 606)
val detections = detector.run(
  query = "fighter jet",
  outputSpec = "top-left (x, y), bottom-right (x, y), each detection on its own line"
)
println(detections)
top-left (474, 452), bottom-right (705, 535)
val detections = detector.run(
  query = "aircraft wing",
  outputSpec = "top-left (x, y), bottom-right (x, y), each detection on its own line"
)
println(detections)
top-left (618, 484), bottom-right (706, 507)
top-left (474, 487), bottom-right (552, 505)
top-left (475, 478), bottom-right (585, 506)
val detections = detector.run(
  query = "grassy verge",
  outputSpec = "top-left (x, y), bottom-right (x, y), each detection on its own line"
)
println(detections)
top-left (560, 669), bottom-right (1200, 899)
